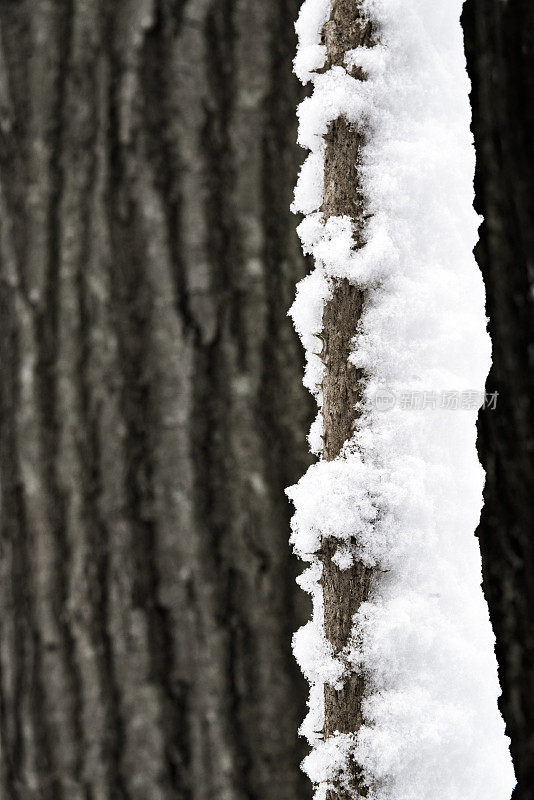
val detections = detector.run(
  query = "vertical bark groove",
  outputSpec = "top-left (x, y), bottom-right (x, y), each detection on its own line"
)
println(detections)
top-left (0, 0), bottom-right (313, 798)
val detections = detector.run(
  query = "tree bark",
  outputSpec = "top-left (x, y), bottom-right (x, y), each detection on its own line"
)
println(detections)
top-left (318, 3), bottom-right (374, 798)
top-left (463, 3), bottom-right (534, 798)
top-left (0, 1), bottom-right (313, 798)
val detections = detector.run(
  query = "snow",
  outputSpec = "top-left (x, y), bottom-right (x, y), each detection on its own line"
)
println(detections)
top-left (293, 0), bottom-right (331, 83)
top-left (287, 1), bottom-right (516, 799)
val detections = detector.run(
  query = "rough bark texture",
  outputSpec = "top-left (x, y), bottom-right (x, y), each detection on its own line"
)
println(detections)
top-left (1, 0), bottom-right (532, 797)
top-left (463, 3), bottom-right (534, 797)
top-left (318, 3), bottom-right (374, 798)
top-left (0, 1), bottom-right (314, 799)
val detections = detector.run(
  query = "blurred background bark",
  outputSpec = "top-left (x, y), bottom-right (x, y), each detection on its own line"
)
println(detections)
top-left (463, 3), bottom-right (534, 798)
top-left (0, 1), bottom-right (532, 799)
top-left (0, 1), bottom-right (313, 798)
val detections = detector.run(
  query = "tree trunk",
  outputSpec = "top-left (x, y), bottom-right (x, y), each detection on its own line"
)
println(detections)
top-left (319, 3), bottom-right (373, 798)
top-left (0, 1), bottom-right (313, 799)
top-left (463, 3), bottom-right (534, 798)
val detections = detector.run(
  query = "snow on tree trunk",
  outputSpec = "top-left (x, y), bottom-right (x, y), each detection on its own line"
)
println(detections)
top-left (287, 1), bottom-right (517, 799)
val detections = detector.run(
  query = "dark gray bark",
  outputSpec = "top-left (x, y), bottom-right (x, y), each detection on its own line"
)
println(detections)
top-left (1, 0), bottom-right (532, 797)
top-left (0, 1), bottom-right (314, 798)
top-left (463, 2), bottom-right (534, 798)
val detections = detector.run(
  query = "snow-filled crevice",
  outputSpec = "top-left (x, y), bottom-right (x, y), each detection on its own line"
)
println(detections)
top-left (287, 1), bottom-right (516, 799)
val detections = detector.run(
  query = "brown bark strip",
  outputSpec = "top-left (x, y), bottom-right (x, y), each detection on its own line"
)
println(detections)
top-left (318, 2), bottom-right (375, 798)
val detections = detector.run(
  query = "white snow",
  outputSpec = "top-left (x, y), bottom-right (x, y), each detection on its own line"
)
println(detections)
top-left (287, 1), bottom-right (516, 799)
